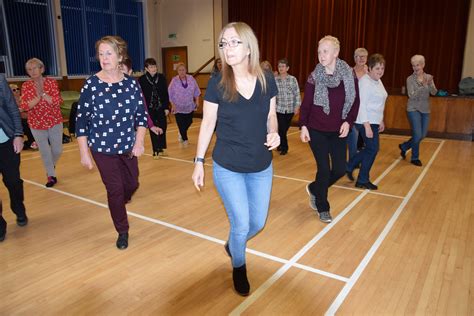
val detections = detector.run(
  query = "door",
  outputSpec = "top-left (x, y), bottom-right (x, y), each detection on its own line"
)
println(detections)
top-left (162, 46), bottom-right (188, 85)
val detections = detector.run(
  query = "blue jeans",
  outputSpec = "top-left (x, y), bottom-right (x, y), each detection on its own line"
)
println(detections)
top-left (213, 161), bottom-right (273, 268)
top-left (347, 124), bottom-right (380, 183)
top-left (347, 125), bottom-right (359, 161)
top-left (401, 111), bottom-right (430, 161)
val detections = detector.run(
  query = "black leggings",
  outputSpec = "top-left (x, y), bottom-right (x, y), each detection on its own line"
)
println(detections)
top-left (307, 129), bottom-right (347, 213)
top-left (149, 109), bottom-right (168, 152)
top-left (175, 112), bottom-right (193, 141)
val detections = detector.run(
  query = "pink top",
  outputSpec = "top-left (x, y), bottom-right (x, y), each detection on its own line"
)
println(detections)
top-left (20, 77), bottom-right (63, 130)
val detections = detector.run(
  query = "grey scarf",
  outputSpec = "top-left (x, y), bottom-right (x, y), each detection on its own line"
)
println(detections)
top-left (311, 58), bottom-right (355, 119)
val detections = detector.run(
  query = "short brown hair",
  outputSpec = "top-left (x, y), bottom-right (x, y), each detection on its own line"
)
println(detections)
top-left (95, 35), bottom-right (128, 61)
top-left (367, 53), bottom-right (385, 69)
top-left (278, 58), bottom-right (289, 67)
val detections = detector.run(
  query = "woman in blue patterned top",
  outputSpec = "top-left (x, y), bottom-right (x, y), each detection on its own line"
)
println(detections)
top-left (76, 36), bottom-right (148, 250)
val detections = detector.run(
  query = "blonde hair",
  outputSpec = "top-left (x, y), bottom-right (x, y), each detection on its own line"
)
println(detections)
top-left (95, 35), bottom-right (128, 62)
top-left (260, 60), bottom-right (273, 71)
top-left (319, 35), bottom-right (340, 52)
top-left (218, 22), bottom-right (267, 102)
top-left (411, 54), bottom-right (425, 66)
top-left (25, 58), bottom-right (44, 70)
top-left (175, 62), bottom-right (186, 72)
top-left (354, 47), bottom-right (368, 58)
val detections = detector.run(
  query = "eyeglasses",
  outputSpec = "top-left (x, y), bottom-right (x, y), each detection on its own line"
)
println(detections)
top-left (12, 88), bottom-right (19, 92)
top-left (218, 39), bottom-right (243, 49)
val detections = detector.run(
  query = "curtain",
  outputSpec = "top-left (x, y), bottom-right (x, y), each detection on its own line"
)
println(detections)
top-left (229, 0), bottom-right (470, 94)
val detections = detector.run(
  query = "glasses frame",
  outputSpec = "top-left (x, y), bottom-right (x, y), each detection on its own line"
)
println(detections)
top-left (218, 39), bottom-right (243, 49)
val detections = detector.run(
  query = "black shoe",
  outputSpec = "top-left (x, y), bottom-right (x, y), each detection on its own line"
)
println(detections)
top-left (280, 150), bottom-right (288, 155)
top-left (346, 170), bottom-right (354, 181)
top-left (0, 217), bottom-right (6, 242)
top-left (224, 242), bottom-right (232, 258)
top-left (116, 233), bottom-right (129, 250)
top-left (355, 181), bottom-right (378, 190)
top-left (398, 144), bottom-right (406, 159)
top-left (411, 159), bottom-right (422, 166)
top-left (17, 216), bottom-right (28, 227)
top-left (233, 264), bottom-right (250, 296)
top-left (45, 176), bottom-right (57, 188)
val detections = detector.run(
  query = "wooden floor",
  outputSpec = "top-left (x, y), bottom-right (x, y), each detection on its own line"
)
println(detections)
top-left (0, 119), bottom-right (473, 315)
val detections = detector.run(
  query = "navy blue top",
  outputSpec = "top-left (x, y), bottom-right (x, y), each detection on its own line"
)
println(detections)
top-left (75, 75), bottom-right (148, 154)
top-left (205, 73), bottom-right (278, 173)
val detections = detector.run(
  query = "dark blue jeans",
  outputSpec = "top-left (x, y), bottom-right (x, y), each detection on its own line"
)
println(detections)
top-left (401, 111), bottom-right (430, 161)
top-left (346, 125), bottom-right (359, 161)
top-left (347, 124), bottom-right (380, 184)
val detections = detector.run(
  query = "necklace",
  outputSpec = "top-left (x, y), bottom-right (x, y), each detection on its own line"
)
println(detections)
top-left (179, 76), bottom-right (188, 88)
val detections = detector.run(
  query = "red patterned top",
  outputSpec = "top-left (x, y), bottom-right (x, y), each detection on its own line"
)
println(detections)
top-left (20, 77), bottom-right (63, 130)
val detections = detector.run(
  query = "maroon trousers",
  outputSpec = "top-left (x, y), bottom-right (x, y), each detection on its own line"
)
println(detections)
top-left (92, 151), bottom-right (139, 234)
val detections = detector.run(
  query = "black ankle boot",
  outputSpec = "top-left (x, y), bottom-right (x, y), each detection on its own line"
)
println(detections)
top-left (0, 217), bottom-right (6, 242)
top-left (232, 264), bottom-right (250, 296)
top-left (116, 233), bottom-right (129, 250)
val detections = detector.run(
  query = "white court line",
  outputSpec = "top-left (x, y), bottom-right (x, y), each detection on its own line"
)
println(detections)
top-left (20, 146), bottom-right (405, 199)
top-left (21, 178), bottom-right (348, 283)
top-left (325, 140), bottom-right (445, 316)
top-left (230, 156), bottom-right (403, 315)
top-left (273, 174), bottom-right (404, 199)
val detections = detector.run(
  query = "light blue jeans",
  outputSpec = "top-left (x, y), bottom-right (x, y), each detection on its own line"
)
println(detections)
top-left (400, 111), bottom-right (430, 161)
top-left (213, 161), bottom-right (273, 268)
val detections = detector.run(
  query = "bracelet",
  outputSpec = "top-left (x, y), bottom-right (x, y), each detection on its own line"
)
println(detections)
top-left (194, 157), bottom-right (205, 164)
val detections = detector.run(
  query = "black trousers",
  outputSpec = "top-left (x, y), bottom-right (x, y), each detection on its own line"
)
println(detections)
top-left (307, 129), bottom-right (347, 213)
top-left (175, 112), bottom-right (193, 141)
top-left (0, 139), bottom-right (26, 220)
top-left (277, 112), bottom-right (294, 151)
top-left (21, 118), bottom-right (35, 147)
top-left (149, 109), bottom-right (168, 152)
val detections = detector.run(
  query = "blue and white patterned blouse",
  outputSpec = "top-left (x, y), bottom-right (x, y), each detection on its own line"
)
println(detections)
top-left (75, 74), bottom-right (148, 155)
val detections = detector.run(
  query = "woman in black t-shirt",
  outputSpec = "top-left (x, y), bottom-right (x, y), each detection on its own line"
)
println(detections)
top-left (192, 22), bottom-right (279, 296)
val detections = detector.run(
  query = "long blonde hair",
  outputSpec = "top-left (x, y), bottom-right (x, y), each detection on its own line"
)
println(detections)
top-left (218, 22), bottom-right (267, 102)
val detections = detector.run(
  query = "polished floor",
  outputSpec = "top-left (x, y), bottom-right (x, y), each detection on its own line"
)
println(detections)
top-left (0, 120), bottom-right (473, 315)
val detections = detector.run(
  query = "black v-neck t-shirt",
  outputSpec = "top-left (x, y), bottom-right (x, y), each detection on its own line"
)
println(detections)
top-left (204, 73), bottom-right (278, 173)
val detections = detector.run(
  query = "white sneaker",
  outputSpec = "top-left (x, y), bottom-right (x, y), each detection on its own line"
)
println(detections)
top-left (178, 134), bottom-right (183, 143)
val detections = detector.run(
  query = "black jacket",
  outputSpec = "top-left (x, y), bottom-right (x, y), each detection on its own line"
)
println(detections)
top-left (138, 72), bottom-right (170, 111)
top-left (0, 74), bottom-right (23, 139)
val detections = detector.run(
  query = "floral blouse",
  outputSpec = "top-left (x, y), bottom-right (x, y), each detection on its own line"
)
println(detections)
top-left (20, 77), bottom-right (63, 130)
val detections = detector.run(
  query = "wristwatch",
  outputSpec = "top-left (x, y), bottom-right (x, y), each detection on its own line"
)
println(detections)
top-left (194, 157), bottom-right (205, 164)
